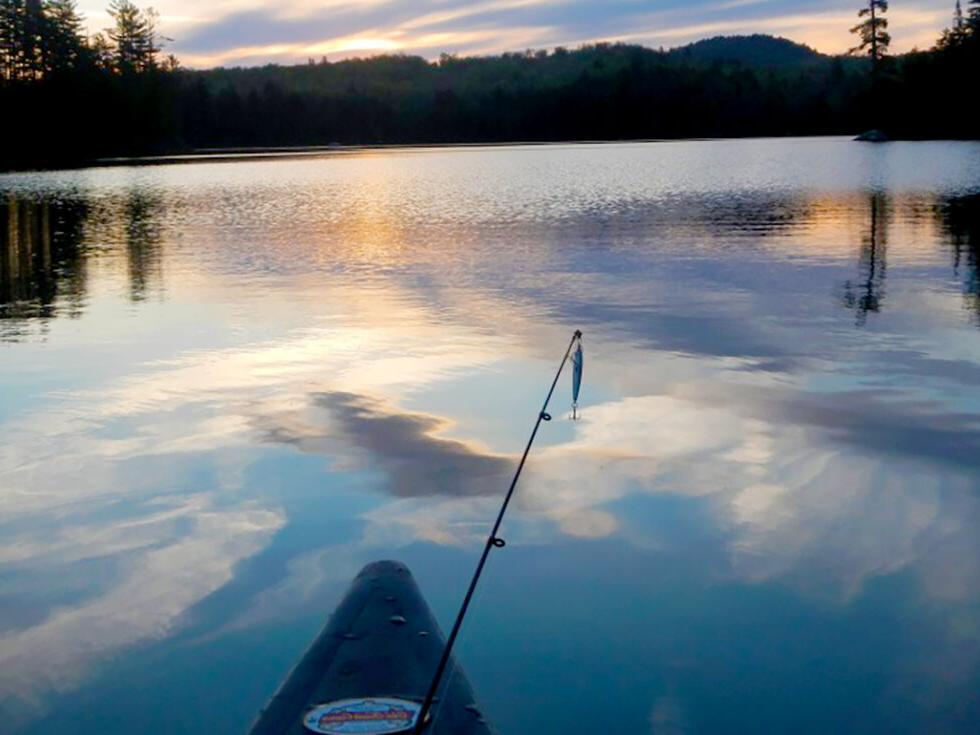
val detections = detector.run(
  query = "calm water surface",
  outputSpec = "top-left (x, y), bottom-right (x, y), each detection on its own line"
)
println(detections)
top-left (1, 139), bottom-right (979, 734)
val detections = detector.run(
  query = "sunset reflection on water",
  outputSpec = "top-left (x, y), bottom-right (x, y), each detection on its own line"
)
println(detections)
top-left (1, 139), bottom-right (979, 734)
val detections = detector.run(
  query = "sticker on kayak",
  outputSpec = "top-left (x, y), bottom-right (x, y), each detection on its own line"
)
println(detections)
top-left (303, 697), bottom-right (421, 734)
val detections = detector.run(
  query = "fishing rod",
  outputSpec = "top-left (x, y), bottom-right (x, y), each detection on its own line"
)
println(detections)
top-left (414, 329), bottom-right (583, 733)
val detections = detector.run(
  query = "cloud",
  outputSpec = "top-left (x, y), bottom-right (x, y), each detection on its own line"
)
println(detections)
top-left (71, 0), bottom-right (954, 68)
top-left (259, 391), bottom-right (514, 498)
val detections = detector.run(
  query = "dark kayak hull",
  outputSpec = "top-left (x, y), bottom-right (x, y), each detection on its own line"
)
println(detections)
top-left (249, 560), bottom-right (494, 735)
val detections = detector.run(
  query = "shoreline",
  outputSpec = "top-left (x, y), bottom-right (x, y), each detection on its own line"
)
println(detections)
top-left (3, 134), bottom-right (979, 175)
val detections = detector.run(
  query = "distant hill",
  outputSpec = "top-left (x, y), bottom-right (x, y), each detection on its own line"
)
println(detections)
top-left (668, 34), bottom-right (830, 68)
top-left (196, 36), bottom-right (849, 100)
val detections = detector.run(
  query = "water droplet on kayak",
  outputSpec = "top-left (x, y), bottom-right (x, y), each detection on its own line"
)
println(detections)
top-left (389, 615), bottom-right (407, 625)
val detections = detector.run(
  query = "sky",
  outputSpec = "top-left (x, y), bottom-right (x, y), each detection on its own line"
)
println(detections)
top-left (76, 0), bottom-right (959, 69)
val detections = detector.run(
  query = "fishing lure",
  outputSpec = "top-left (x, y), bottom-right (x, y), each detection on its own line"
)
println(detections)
top-left (571, 338), bottom-right (583, 420)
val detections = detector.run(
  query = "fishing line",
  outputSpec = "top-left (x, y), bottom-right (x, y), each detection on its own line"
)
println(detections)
top-left (423, 563), bottom-right (490, 730)
top-left (414, 329), bottom-right (583, 733)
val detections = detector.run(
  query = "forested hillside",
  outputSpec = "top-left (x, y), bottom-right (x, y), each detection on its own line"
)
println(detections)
top-left (666, 35), bottom-right (831, 68)
top-left (1, 2), bottom-right (979, 170)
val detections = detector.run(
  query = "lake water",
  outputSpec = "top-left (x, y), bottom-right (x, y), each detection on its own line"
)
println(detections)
top-left (1, 138), bottom-right (979, 734)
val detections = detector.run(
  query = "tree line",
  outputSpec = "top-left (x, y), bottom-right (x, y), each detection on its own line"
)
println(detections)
top-left (1, 1), bottom-right (978, 170)
top-left (0, 0), bottom-right (173, 79)
top-left (0, 0), bottom-right (179, 169)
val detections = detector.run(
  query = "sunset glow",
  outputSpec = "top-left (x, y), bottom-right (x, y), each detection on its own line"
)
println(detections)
top-left (73, 0), bottom-right (956, 68)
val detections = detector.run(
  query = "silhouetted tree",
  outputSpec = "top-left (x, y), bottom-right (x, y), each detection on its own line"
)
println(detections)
top-left (851, 0), bottom-right (890, 72)
top-left (0, 0), bottom-right (44, 80)
top-left (968, 0), bottom-right (980, 36)
top-left (88, 30), bottom-right (112, 69)
top-left (23, 0), bottom-right (47, 78)
top-left (939, 1), bottom-right (966, 47)
top-left (42, 0), bottom-right (85, 73)
top-left (0, 1), bottom-right (20, 79)
top-left (107, 0), bottom-right (161, 73)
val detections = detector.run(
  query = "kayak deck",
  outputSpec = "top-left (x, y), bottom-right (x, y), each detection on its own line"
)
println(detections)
top-left (249, 560), bottom-right (494, 734)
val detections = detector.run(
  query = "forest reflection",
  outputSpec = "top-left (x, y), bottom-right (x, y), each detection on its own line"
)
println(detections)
top-left (3, 187), bottom-right (980, 339)
top-left (941, 193), bottom-right (980, 324)
top-left (841, 192), bottom-right (889, 326)
top-left (0, 191), bottom-right (164, 339)
top-left (0, 196), bottom-right (87, 335)
top-left (121, 192), bottom-right (164, 303)
top-left (831, 190), bottom-right (980, 327)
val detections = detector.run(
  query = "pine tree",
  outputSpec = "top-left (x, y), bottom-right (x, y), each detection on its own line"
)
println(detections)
top-left (938, 0), bottom-right (968, 47)
top-left (968, 0), bottom-right (980, 35)
top-left (850, 0), bottom-right (891, 71)
top-left (22, 0), bottom-right (47, 79)
top-left (0, 1), bottom-right (19, 80)
top-left (134, 5), bottom-right (162, 70)
top-left (1, 0), bottom-right (85, 79)
top-left (88, 30), bottom-right (113, 70)
top-left (106, 0), bottom-right (162, 73)
top-left (43, 0), bottom-right (84, 73)
top-left (107, 0), bottom-right (144, 73)
top-left (1, 0), bottom-right (33, 80)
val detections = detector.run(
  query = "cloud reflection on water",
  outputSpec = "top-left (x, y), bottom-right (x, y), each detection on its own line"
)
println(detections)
top-left (260, 391), bottom-right (513, 498)
top-left (343, 386), bottom-right (979, 602)
top-left (1, 142), bottom-right (979, 731)
top-left (0, 495), bottom-right (283, 723)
